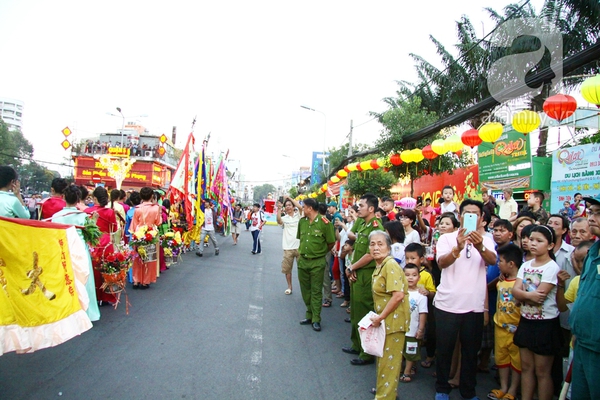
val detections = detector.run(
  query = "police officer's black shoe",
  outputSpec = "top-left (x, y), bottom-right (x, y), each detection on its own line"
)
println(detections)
top-left (342, 346), bottom-right (359, 354)
top-left (312, 322), bottom-right (321, 331)
top-left (351, 358), bottom-right (374, 365)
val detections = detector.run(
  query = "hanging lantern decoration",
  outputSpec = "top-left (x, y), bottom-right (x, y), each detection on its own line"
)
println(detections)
top-left (411, 149), bottom-right (424, 163)
top-left (446, 135), bottom-right (463, 153)
top-left (422, 145), bottom-right (437, 160)
top-left (389, 153), bottom-right (402, 166)
top-left (321, 184), bottom-right (328, 191)
top-left (331, 176), bottom-right (340, 183)
top-left (355, 162), bottom-right (364, 172)
top-left (581, 75), bottom-right (600, 108)
top-left (360, 161), bottom-right (373, 171)
top-left (337, 169), bottom-right (348, 178)
top-left (431, 139), bottom-right (446, 155)
top-left (543, 94), bottom-right (577, 145)
top-left (511, 110), bottom-right (541, 135)
top-left (370, 159), bottom-right (380, 170)
top-left (347, 163), bottom-right (358, 172)
top-left (376, 158), bottom-right (386, 167)
top-left (400, 149), bottom-right (413, 163)
top-left (461, 129), bottom-right (482, 148)
top-left (479, 122), bottom-right (503, 143)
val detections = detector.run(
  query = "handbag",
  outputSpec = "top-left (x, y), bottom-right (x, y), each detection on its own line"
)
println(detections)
top-left (358, 311), bottom-right (386, 357)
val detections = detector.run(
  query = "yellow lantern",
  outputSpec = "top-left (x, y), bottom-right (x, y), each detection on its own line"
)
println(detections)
top-left (512, 110), bottom-right (541, 135)
top-left (431, 139), bottom-right (446, 155)
top-left (581, 75), bottom-right (600, 107)
top-left (331, 176), bottom-right (340, 183)
top-left (321, 184), bottom-right (328, 191)
top-left (337, 169), bottom-right (348, 178)
top-left (359, 161), bottom-right (372, 170)
top-left (347, 163), bottom-right (358, 172)
top-left (377, 158), bottom-right (386, 167)
top-left (479, 122), bottom-right (503, 143)
top-left (400, 149), bottom-right (413, 163)
top-left (445, 135), bottom-right (463, 153)
top-left (411, 149), bottom-right (424, 163)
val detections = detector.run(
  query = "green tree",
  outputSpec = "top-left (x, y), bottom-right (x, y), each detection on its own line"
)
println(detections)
top-left (17, 162), bottom-right (56, 194)
top-left (253, 184), bottom-right (276, 203)
top-left (345, 168), bottom-right (398, 199)
top-left (0, 120), bottom-right (34, 168)
top-left (375, 97), bottom-right (470, 196)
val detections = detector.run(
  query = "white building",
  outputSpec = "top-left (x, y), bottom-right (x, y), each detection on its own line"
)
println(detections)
top-left (0, 97), bottom-right (24, 131)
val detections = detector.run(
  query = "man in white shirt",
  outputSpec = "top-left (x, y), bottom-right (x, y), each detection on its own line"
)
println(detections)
top-left (496, 188), bottom-right (518, 222)
top-left (276, 197), bottom-right (303, 295)
top-left (196, 199), bottom-right (220, 257)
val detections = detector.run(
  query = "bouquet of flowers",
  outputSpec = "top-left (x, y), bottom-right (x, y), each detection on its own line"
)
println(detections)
top-left (129, 225), bottom-right (159, 261)
top-left (90, 247), bottom-right (132, 294)
top-left (160, 230), bottom-right (183, 263)
top-left (81, 216), bottom-right (101, 247)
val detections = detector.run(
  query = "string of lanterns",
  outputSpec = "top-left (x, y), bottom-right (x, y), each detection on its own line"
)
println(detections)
top-left (297, 74), bottom-right (600, 200)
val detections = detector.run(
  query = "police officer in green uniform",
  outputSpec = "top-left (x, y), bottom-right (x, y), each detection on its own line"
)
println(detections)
top-left (296, 198), bottom-right (336, 332)
top-left (342, 193), bottom-right (383, 365)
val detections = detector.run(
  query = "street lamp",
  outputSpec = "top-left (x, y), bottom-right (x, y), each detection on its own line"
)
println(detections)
top-left (106, 108), bottom-right (148, 148)
top-left (300, 105), bottom-right (328, 175)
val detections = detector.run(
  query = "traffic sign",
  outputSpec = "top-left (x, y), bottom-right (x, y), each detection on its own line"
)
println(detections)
top-left (92, 174), bottom-right (102, 182)
top-left (62, 127), bottom-right (72, 137)
top-left (61, 139), bottom-right (71, 150)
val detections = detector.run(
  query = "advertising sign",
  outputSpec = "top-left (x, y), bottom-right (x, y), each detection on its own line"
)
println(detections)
top-left (478, 129), bottom-right (532, 182)
top-left (310, 152), bottom-right (328, 186)
top-left (550, 143), bottom-right (600, 212)
top-left (73, 157), bottom-right (170, 188)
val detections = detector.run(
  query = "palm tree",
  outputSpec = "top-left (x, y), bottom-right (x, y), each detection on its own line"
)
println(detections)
top-left (400, 0), bottom-right (599, 156)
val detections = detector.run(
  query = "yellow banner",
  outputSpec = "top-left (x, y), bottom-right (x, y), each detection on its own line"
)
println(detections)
top-left (0, 218), bottom-right (81, 327)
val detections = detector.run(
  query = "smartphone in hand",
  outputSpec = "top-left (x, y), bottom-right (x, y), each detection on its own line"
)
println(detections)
top-left (416, 196), bottom-right (423, 206)
top-left (463, 213), bottom-right (478, 234)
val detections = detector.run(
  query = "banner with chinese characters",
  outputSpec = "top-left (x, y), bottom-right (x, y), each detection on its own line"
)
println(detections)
top-left (0, 217), bottom-right (92, 355)
top-left (550, 143), bottom-right (600, 213)
top-left (478, 129), bottom-right (532, 182)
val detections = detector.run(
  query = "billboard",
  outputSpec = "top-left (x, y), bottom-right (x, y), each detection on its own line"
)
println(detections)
top-left (478, 129), bottom-right (532, 182)
top-left (550, 143), bottom-right (600, 212)
top-left (310, 151), bottom-right (328, 186)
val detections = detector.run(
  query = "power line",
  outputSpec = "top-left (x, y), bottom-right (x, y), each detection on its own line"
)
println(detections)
top-left (0, 151), bottom-right (73, 168)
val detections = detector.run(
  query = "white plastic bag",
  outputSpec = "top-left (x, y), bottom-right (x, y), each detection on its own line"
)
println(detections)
top-left (358, 311), bottom-right (386, 357)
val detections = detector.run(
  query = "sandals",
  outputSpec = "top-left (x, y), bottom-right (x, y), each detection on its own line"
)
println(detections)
top-left (410, 365), bottom-right (417, 376)
top-left (284, 289), bottom-right (292, 295)
top-left (399, 374), bottom-right (412, 383)
top-left (340, 300), bottom-right (350, 307)
top-left (322, 299), bottom-right (332, 307)
top-left (421, 359), bottom-right (434, 368)
top-left (487, 389), bottom-right (515, 400)
top-left (335, 292), bottom-right (345, 298)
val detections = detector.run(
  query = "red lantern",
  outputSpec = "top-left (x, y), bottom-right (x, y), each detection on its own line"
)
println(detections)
top-left (336, 172), bottom-right (343, 179)
top-left (543, 94), bottom-right (577, 121)
top-left (370, 159), bottom-right (380, 170)
top-left (355, 162), bottom-right (363, 172)
top-left (422, 145), bottom-right (437, 160)
top-left (390, 153), bottom-right (402, 166)
top-left (461, 129), bottom-right (482, 148)
top-left (383, 167), bottom-right (390, 172)
top-left (344, 166), bottom-right (351, 173)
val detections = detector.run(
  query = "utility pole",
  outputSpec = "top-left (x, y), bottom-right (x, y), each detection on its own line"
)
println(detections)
top-left (347, 120), bottom-right (353, 157)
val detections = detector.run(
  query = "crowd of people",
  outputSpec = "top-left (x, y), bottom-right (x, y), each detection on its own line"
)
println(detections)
top-left (274, 185), bottom-right (599, 400)
top-left (0, 166), bottom-right (175, 318)
top-left (82, 140), bottom-right (163, 157)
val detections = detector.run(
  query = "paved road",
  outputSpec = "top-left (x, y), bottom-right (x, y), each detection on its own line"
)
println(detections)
top-left (0, 226), bottom-right (499, 400)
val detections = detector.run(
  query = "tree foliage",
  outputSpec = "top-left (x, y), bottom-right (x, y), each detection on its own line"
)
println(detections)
top-left (345, 168), bottom-right (398, 199)
top-left (253, 184), bottom-right (276, 203)
top-left (18, 162), bottom-right (57, 194)
top-left (0, 120), bottom-right (34, 168)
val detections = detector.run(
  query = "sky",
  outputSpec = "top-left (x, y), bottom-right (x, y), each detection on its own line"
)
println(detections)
top-left (1, 0), bottom-right (550, 187)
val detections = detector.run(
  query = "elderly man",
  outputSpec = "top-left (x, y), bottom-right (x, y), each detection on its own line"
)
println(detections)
top-left (496, 189), bottom-right (518, 222)
top-left (570, 194), bottom-right (600, 399)
top-left (296, 198), bottom-right (336, 332)
top-left (570, 217), bottom-right (593, 247)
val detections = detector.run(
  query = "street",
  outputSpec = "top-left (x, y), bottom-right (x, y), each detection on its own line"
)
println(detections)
top-left (0, 225), bottom-right (498, 400)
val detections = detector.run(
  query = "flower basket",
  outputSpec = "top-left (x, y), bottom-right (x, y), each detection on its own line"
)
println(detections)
top-left (138, 243), bottom-right (157, 262)
top-left (101, 269), bottom-right (127, 294)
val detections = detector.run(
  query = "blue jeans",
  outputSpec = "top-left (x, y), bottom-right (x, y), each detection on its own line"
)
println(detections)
top-left (251, 230), bottom-right (261, 253)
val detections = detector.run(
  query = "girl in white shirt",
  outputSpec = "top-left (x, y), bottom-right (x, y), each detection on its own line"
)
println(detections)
top-left (400, 209), bottom-right (421, 246)
top-left (512, 225), bottom-right (562, 400)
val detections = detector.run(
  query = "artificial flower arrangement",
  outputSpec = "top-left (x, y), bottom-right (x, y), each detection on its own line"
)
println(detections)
top-left (129, 225), bottom-right (159, 261)
top-left (90, 247), bottom-right (132, 294)
top-left (159, 230), bottom-right (184, 260)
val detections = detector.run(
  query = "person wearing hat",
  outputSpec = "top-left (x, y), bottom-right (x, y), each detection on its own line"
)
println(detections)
top-left (569, 193), bottom-right (600, 399)
top-left (296, 198), bottom-right (336, 332)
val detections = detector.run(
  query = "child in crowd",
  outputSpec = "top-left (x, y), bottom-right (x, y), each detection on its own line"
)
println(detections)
top-left (512, 225), bottom-right (562, 400)
top-left (488, 243), bottom-right (523, 400)
top-left (384, 220), bottom-right (406, 267)
top-left (404, 243), bottom-right (437, 369)
top-left (440, 186), bottom-right (459, 218)
top-left (520, 224), bottom-right (535, 262)
top-left (339, 238), bottom-right (355, 309)
top-left (400, 263), bottom-right (428, 382)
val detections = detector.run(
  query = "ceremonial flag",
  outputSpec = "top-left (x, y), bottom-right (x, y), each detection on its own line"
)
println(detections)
top-left (194, 143), bottom-right (205, 228)
top-left (170, 132), bottom-right (196, 228)
top-left (0, 217), bottom-right (92, 355)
